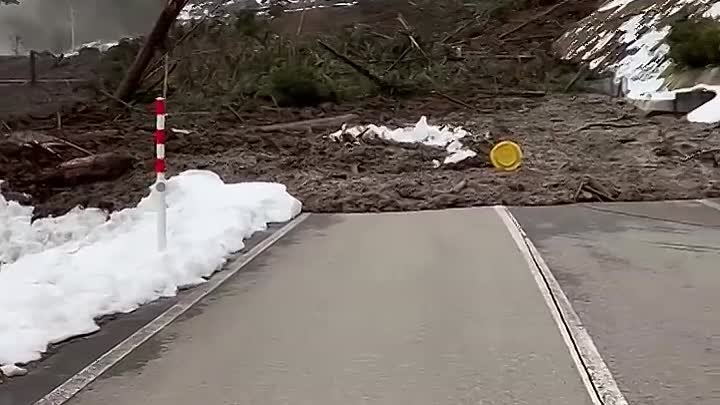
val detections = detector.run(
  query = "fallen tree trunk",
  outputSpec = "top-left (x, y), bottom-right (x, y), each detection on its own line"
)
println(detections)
top-left (256, 114), bottom-right (359, 132)
top-left (114, 0), bottom-right (189, 101)
top-left (40, 152), bottom-right (134, 186)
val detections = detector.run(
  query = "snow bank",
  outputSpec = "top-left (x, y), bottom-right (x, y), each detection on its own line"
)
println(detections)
top-left (330, 116), bottom-right (478, 165)
top-left (0, 202), bottom-right (108, 266)
top-left (558, 0), bottom-right (720, 122)
top-left (677, 84), bottom-right (720, 123)
top-left (0, 170), bottom-right (301, 376)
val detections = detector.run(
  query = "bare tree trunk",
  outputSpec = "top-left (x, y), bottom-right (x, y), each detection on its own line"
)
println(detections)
top-left (42, 152), bottom-right (135, 186)
top-left (114, 0), bottom-right (188, 101)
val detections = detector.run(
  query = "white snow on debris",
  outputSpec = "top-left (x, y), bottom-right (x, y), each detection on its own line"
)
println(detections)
top-left (63, 40), bottom-right (121, 57)
top-left (330, 116), bottom-right (477, 165)
top-left (598, 0), bottom-right (635, 13)
top-left (179, 0), bottom-right (238, 20)
top-left (78, 40), bottom-right (119, 53)
top-left (0, 170), bottom-right (301, 376)
top-left (179, 0), bottom-right (358, 21)
top-left (706, 2), bottom-right (720, 17)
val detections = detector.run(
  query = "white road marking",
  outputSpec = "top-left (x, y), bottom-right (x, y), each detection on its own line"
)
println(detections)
top-left (34, 213), bottom-right (311, 405)
top-left (494, 205), bottom-right (628, 405)
top-left (697, 199), bottom-right (720, 212)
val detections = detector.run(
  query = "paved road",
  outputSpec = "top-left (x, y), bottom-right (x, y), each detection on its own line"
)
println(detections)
top-left (67, 209), bottom-right (593, 405)
top-left (512, 200), bottom-right (720, 405)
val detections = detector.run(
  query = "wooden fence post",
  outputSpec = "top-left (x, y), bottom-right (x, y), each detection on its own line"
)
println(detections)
top-left (29, 50), bottom-right (36, 85)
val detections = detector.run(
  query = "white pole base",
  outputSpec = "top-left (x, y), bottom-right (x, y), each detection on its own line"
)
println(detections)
top-left (155, 173), bottom-right (167, 252)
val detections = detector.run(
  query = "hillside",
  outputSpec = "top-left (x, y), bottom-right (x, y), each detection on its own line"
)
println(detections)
top-left (2, 0), bottom-right (720, 218)
top-left (557, 0), bottom-right (720, 122)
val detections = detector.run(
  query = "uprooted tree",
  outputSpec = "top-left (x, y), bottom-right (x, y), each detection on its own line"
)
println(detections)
top-left (113, 0), bottom-right (190, 101)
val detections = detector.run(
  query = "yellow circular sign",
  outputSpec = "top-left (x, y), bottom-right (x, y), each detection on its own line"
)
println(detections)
top-left (490, 140), bottom-right (523, 171)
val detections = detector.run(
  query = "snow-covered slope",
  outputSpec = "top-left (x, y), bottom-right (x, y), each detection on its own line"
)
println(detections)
top-left (0, 170), bottom-right (301, 376)
top-left (557, 0), bottom-right (720, 123)
top-left (558, 0), bottom-right (720, 97)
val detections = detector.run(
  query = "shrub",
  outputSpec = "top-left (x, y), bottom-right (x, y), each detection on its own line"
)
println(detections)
top-left (667, 17), bottom-right (720, 69)
top-left (267, 64), bottom-right (337, 107)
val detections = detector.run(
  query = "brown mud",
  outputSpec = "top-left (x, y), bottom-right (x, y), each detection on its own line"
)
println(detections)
top-left (2, 0), bottom-right (720, 218)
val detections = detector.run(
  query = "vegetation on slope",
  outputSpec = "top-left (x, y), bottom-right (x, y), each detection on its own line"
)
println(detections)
top-left (668, 16), bottom-right (720, 69)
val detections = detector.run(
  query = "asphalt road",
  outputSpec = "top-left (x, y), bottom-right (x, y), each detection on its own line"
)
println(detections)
top-left (65, 209), bottom-right (593, 405)
top-left (512, 200), bottom-right (720, 405)
top-left (14, 200), bottom-right (720, 405)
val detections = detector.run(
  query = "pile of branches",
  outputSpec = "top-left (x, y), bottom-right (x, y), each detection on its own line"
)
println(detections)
top-left (97, 0), bottom-right (581, 112)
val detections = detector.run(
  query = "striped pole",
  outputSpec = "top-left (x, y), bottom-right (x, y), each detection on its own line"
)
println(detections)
top-left (155, 97), bottom-right (167, 251)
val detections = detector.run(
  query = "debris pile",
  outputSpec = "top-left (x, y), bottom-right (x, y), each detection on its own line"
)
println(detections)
top-left (1, 0), bottom-right (720, 218)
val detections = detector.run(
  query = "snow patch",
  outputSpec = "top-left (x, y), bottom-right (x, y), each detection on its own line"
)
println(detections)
top-left (561, 0), bottom-right (720, 122)
top-left (0, 170), bottom-right (301, 375)
top-left (330, 116), bottom-right (478, 165)
top-left (598, 0), bottom-right (636, 13)
top-left (0, 202), bottom-right (108, 266)
top-left (686, 86), bottom-right (720, 122)
top-left (77, 40), bottom-right (119, 53)
top-left (179, 0), bottom-right (358, 21)
top-left (706, 2), bottom-right (720, 17)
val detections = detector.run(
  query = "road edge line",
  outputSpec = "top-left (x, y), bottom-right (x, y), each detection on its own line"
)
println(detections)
top-left (34, 213), bottom-right (311, 405)
top-left (696, 199), bottom-right (720, 211)
top-left (494, 205), bottom-right (628, 405)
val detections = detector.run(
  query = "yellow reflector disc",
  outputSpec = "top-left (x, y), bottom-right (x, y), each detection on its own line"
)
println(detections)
top-left (490, 140), bottom-right (523, 171)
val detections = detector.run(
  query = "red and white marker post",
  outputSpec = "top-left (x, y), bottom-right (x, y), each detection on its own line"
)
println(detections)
top-left (154, 97), bottom-right (167, 251)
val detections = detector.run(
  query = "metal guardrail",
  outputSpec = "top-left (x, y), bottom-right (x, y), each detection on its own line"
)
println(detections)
top-left (0, 51), bottom-right (90, 86)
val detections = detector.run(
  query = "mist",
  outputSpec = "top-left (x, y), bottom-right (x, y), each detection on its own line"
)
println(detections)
top-left (0, 0), bottom-right (164, 54)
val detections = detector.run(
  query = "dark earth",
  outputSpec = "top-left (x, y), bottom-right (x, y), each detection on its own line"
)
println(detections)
top-left (2, 0), bottom-right (720, 218)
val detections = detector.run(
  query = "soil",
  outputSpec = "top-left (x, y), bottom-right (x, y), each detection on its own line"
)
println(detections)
top-left (2, 0), bottom-right (720, 218)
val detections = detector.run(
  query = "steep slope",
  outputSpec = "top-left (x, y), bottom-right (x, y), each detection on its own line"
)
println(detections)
top-left (556, 0), bottom-right (720, 122)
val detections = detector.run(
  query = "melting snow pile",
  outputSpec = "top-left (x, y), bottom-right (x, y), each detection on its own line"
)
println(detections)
top-left (0, 170), bottom-right (301, 377)
top-left (558, 0), bottom-right (720, 123)
top-left (330, 116), bottom-right (478, 165)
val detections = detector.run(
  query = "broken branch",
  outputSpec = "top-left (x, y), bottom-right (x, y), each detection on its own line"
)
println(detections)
top-left (317, 40), bottom-right (391, 90)
top-left (256, 114), bottom-right (358, 132)
top-left (499, 0), bottom-right (570, 39)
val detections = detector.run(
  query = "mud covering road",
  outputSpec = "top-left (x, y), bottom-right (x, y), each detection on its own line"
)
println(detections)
top-left (1, 0), bottom-right (720, 218)
top-left (4, 93), bottom-right (720, 218)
